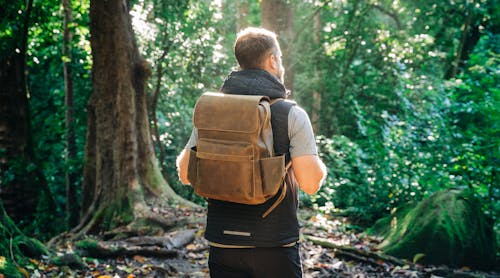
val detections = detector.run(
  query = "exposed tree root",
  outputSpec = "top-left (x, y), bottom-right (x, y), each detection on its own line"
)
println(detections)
top-left (304, 235), bottom-right (489, 277)
top-left (304, 235), bottom-right (406, 266)
top-left (77, 240), bottom-right (178, 258)
top-left (123, 229), bottom-right (196, 249)
top-left (76, 229), bottom-right (196, 259)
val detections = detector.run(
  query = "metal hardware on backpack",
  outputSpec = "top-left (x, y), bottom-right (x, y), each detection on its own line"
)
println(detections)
top-left (187, 92), bottom-right (288, 216)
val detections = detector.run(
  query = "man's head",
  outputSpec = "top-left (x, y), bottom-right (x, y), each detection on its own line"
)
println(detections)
top-left (234, 27), bottom-right (285, 83)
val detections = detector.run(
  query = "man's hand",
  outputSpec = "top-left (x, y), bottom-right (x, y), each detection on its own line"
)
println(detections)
top-left (176, 149), bottom-right (191, 185)
top-left (291, 155), bottom-right (326, 195)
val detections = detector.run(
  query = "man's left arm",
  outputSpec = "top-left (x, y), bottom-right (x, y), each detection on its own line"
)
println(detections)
top-left (176, 129), bottom-right (198, 185)
top-left (288, 106), bottom-right (327, 194)
top-left (176, 149), bottom-right (190, 185)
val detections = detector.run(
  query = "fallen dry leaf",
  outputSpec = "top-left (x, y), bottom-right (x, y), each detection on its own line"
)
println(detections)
top-left (133, 255), bottom-right (146, 263)
top-left (186, 243), bottom-right (197, 250)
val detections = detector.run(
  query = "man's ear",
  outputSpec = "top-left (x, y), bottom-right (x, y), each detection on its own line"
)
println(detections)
top-left (262, 53), bottom-right (275, 73)
top-left (272, 54), bottom-right (278, 70)
top-left (268, 54), bottom-right (278, 71)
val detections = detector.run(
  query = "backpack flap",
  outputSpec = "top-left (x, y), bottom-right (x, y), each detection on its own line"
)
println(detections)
top-left (193, 92), bottom-right (269, 135)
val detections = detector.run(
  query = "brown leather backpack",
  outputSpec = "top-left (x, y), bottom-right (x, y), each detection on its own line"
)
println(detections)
top-left (187, 92), bottom-right (288, 213)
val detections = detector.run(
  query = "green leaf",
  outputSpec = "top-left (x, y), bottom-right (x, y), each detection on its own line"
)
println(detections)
top-left (413, 253), bottom-right (426, 263)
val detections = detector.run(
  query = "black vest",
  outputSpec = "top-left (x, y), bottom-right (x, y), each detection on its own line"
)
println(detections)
top-left (204, 70), bottom-right (300, 247)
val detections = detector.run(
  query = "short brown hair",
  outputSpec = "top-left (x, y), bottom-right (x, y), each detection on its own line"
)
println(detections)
top-left (234, 27), bottom-right (279, 70)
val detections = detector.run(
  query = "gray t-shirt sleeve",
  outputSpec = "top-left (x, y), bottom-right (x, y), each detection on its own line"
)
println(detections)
top-left (288, 105), bottom-right (318, 158)
top-left (184, 128), bottom-right (198, 149)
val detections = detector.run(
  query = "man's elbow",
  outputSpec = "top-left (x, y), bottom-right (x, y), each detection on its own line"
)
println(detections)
top-left (292, 155), bottom-right (327, 195)
top-left (299, 164), bottom-right (327, 195)
top-left (176, 149), bottom-right (191, 185)
top-left (302, 171), bottom-right (326, 195)
top-left (179, 175), bottom-right (191, 185)
top-left (301, 183), bottom-right (320, 195)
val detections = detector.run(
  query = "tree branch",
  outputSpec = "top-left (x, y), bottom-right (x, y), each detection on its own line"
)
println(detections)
top-left (372, 4), bottom-right (402, 30)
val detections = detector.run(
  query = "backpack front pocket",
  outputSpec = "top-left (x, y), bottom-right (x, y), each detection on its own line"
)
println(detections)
top-left (194, 139), bottom-right (261, 204)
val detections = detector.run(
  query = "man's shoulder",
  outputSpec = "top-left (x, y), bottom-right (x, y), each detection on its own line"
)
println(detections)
top-left (289, 104), bottom-right (310, 120)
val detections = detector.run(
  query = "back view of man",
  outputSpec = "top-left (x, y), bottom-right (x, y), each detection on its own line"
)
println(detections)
top-left (177, 27), bottom-right (326, 278)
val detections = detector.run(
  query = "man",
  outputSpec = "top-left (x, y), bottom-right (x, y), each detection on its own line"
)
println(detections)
top-left (176, 27), bottom-right (326, 278)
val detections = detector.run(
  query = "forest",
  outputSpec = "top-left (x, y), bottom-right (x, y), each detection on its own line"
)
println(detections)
top-left (1, 0), bottom-right (499, 277)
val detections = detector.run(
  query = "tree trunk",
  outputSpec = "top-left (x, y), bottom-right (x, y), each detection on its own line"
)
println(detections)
top-left (236, 0), bottom-right (251, 32)
top-left (312, 11), bottom-right (322, 133)
top-left (62, 0), bottom-right (79, 228)
top-left (0, 0), bottom-right (41, 224)
top-left (444, 8), bottom-right (481, 79)
top-left (78, 0), bottom-right (191, 235)
top-left (150, 51), bottom-right (169, 181)
top-left (261, 0), bottom-right (296, 93)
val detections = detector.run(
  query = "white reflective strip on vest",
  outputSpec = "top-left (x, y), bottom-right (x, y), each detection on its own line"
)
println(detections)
top-left (223, 230), bottom-right (251, 237)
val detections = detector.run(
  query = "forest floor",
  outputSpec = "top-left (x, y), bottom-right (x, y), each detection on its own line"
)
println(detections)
top-left (29, 205), bottom-right (499, 278)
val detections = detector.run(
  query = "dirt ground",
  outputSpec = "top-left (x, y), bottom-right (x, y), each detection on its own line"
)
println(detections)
top-left (30, 207), bottom-right (499, 278)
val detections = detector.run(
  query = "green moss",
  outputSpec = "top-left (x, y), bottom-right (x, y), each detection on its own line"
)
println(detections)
top-left (367, 204), bottom-right (413, 237)
top-left (75, 239), bottom-right (99, 249)
top-left (144, 158), bottom-right (195, 207)
top-left (371, 189), bottom-right (496, 268)
top-left (50, 253), bottom-right (85, 268)
top-left (145, 158), bottom-right (167, 193)
top-left (92, 198), bottom-right (134, 232)
top-left (16, 236), bottom-right (48, 258)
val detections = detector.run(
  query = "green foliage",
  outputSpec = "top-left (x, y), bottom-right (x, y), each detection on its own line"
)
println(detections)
top-left (25, 0), bottom-right (91, 238)
top-left (0, 0), bottom-right (29, 55)
top-left (309, 135), bottom-right (374, 223)
top-left (314, 34), bottom-right (499, 230)
top-left (292, 1), bottom-right (498, 239)
top-left (446, 34), bottom-right (500, 234)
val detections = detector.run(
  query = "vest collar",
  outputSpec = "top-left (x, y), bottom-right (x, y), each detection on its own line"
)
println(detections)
top-left (220, 69), bottom-right (287, 99)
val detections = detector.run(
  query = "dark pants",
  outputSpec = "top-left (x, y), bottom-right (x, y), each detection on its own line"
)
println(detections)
top-left (208, 244), bottom-right (302, 278)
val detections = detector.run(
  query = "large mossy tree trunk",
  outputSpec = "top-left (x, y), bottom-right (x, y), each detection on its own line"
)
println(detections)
top-left (369, 189), bottom-right (496, 269)
top-left (77, 0), bottom-right (191, 236)
top-left (0, 0), bottom-right (42, 225)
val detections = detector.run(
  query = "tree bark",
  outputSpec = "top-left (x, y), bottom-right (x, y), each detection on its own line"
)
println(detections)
top-left (312, 11), bottom-right (322, 133)
top-left (236, 0), bottom-right (251, 32)
top-left (78, 0), bottom-right (192, 235)
top-left (62, 0), bottom-right (79, 228)
top-left (149, 51), bottom-right (169, 182)
top-left (0, 0), bottom-right (41, 224)
top-left (261, 0), bottom-right (296, 93)
top-left (444, 8), bottom-right (481, 79)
